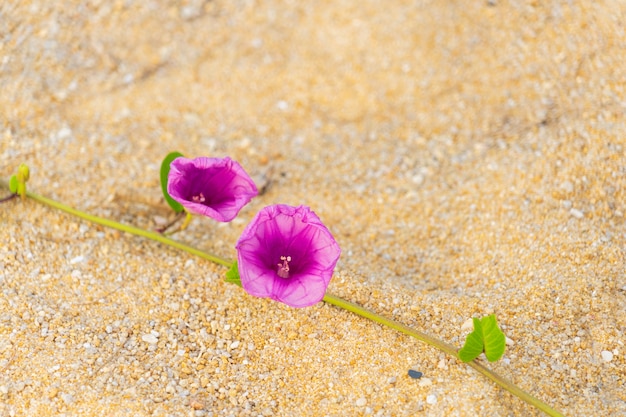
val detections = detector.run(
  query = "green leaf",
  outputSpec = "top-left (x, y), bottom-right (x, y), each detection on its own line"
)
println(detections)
top-left (482, 314), bottom-right (506, 362)
top-left (224, 261), bottom-right (242, 287)
top-left (459, 314), bottom-right (506, 363)
top-left (9, 175), bottom-right (18, 193)
top-left (459, 318), bottom-right (485, 362)
top-left (160, 151), bottom-right (184, 213)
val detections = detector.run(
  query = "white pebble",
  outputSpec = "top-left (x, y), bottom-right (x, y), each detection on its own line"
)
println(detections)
top-left (569, 208), bottom-right (584, 219)
top-left (61, 393), bottom-right (75, 404)
top-left (141, 334), bottom-right (159, 344)
top-left (57, 126), bottom-right (73, 139)
top-left (229, 341), bottom-right (240, 349)
top-left (461, 318), bottom-right (474, 331)
top-left (356, 397), bottom-right (367, 407)
top-left (601, 350), bottom-right (613, 362)
top-left (70, 255), bottom-right (85, 264)
top-left (426, 394), bottom-right (437, 405)
top-left (418, 377), bottom-right (432, 387)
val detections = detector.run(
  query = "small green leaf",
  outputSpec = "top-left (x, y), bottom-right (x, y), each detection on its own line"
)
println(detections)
top-left (482, 314), bottom-right (506, 362)
top-left (160, 151), bottom-right (184, 213)
top-left (459, 318), bottom-right (485, 362)
top-left (224, 261), bottom-right (242, 287)
top-left (9, 175), bottom-right (18, 193)
top-left (459, 314), bottom-right (506, 363)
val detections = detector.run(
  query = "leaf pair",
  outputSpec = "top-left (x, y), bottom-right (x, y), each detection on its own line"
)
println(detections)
top-left (458, 314), bottom-right (506, 363)
top-left (8, 163), bottom-right (30, 199)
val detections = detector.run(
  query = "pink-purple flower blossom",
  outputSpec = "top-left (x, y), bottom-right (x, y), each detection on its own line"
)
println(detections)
top-left (167, 156), bottom-right (257, 222)
top-left (235, 204), bottom-right (341, 308)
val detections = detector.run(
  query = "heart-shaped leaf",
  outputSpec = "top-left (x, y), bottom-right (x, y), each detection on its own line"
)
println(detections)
top-left (459, 314), bottom-right (506, 363)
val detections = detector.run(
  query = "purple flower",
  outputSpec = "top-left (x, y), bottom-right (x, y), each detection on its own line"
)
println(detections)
top-left (167, 156), bottom-right (258, 222)
top-left (235, 204), bottom-right (341, 308)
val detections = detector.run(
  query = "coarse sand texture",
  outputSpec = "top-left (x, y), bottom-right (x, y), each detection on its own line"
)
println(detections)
top-left (1, 1), bottom-right (625, 416)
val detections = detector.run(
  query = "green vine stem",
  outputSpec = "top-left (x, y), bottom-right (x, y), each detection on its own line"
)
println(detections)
top-left (321, 294), bottom-right (563, 417)
top-left (21, 188), bottom-right (231, 269)
top-left (3, 183), bottom-right (564, 417)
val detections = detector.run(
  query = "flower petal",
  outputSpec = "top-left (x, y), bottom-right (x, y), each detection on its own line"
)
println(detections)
top-left (236, 204), bottom-right (341, 308)
top-left (167, 156), bottom-right (257, 222)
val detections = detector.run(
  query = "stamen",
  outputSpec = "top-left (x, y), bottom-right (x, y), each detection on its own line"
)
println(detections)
top-left (192, 192), bottom-right (206, 203)
top-left (277, 255), bottom-right (291, 278)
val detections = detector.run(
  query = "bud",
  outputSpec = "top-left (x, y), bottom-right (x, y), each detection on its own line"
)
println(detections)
top-left (17, 163), bottom-right (30, 182)
top-left (16, 163), bottom-right (30, 199)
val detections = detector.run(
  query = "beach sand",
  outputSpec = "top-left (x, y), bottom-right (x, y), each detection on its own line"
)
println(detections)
top-left (1, 1), bottom-right (625, 416)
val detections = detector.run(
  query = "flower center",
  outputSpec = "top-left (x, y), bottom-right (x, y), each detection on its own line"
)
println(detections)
top-left (277, 255), bottom-right (291, 278)
top-left (192, 192), bottom-right (206, 203)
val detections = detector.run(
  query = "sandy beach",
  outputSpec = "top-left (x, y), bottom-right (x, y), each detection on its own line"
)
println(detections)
top-left (1, 1), bottom-right (625, 416)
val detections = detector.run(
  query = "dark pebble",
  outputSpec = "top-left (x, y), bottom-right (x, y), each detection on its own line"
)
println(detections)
top-left (408, 370), bottom-right (423, 379)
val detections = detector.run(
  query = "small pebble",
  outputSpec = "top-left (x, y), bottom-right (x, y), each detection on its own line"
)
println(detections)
top-left (601, 350), bottom-right (613, 362)
top-left (69, 255), bottom-right (85, 264)
top-left (461, 318), bottom-right (474, 331)
top-left (61, 393), bottom-right (75, 405)
top-left (418, 378), bottom-right (432, 387)
top-left (570, 208), bottom-right (584, 219)
top-left (141, 333), bottom-right (159, 344)
top-left (408, 370), bottom-right (423, 379)
top-left (426, 394), bottom-right (437, 405)
top-left (356, 397), bottom-right (367, 407)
